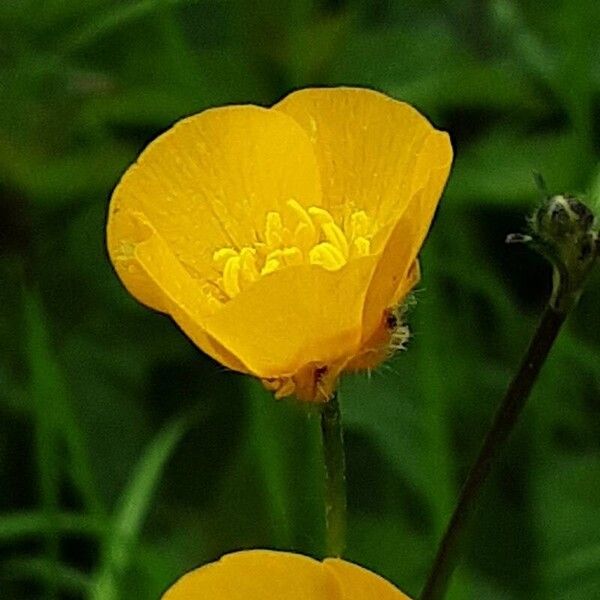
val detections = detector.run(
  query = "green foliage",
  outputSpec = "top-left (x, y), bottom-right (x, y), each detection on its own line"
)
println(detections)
top-left (91, 414), bottom-right (191, 600)
top-left (1, 1), bottom-right (599, 598)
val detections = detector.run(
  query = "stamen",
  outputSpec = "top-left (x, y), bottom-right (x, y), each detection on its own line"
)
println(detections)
top-left (261, 250), bottom-right (283, 275)
top-left (350, 210), bottom-right (370, 239)
top-left (275, 378), bottom-right (296, 398)
top-left (201, 281), bottom-right (227, 309)
top-left (209, 203), bottom-right (377, 301)
top-left (222, 256), bottom-right (242, 297)
top-left (239, 247), bottom-right (260, 284)
top-left (265, 212), bottom-right (284, 247)
top-left (287, 199), bottom-right (315, 232)
top-left (351, 236), bottom-right (371, 257)
top-left (288, 199), bottom-right (318, 251)
top-left (309, 242), bottom-right (347, 271)
top-left (294, 222), bottom-right (317, 251)
top-left (261, 258), bottom-right (281, 275)
top-left (321, 222), bottom-right (349, 258)
top-left (308, 206), bottom-right (334, 225)
top-left (213, 247), bottom-right (237, 269)
top-left (261, 376), bottom-right (296, 399)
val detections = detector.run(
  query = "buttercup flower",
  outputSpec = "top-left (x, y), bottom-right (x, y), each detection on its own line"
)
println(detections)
top-left (107, 87), bottom-right (452, 401)
top-left (161, 549), bottom-right (411, 599)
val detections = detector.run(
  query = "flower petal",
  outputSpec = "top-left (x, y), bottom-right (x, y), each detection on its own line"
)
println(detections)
top-left (361, 130), bottom-right (453, 340)
top-left (162, 550), bottom-right (336, 600)
top-left (113, 211), bottom-right (249, 373)
top-left (274, 87), bottom-right (444, 224)
top-left (107, 104), bottom-right (321, 310)
top-left (201, 256), bottom-right (379, 378)
top-left (324, 558), bottom-right (411, 600)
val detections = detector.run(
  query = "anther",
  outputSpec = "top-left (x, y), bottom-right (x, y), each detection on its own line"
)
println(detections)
top-left (352, 236), bottom-right (370, 257)
top-left (210, 204), bottom-right (377, 300)
top-left (213, 247), bottom-right (237, 269)
top-left (350, 210), bottom-right (370, 239)
top-left (321, 222), bottom-right (349, 258)
top-left (265, 212), bottom-right (284, 247)
top-left (239, 247), bottom-right (260, 284)
top-left (222, 256), bottom-right (242, 297)
top-left (309, 243), bottom-right (347, 270)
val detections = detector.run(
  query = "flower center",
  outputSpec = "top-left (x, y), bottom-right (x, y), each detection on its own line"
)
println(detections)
top-left (208, 200), bottom-right (375, 302)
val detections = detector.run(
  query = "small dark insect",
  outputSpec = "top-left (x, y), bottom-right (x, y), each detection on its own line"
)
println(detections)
top-left (385, 309), bottom-right (398, 330)
top-left (314, 365), bottom-right (328, 383)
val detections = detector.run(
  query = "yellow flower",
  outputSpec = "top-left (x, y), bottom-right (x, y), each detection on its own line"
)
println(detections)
top-left (161, 549), bottom-right (411, 599)
top-left (107, 87), bottom-right (452, 402)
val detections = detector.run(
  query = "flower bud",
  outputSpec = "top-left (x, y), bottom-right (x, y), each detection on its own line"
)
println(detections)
top-left (530, 194), bottom-right (598, 311)
top-left (534, 194), bottom-right (595, 241)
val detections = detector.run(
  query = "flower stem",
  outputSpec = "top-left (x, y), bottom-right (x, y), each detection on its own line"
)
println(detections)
top-left (420, 189), bottom-right (599, 599)
top-left (320, 391), bottom-right (347, 557)
top-left (420, 304), bottom-right (568, 600)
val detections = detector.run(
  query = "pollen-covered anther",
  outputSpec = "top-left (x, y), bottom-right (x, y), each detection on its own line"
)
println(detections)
top-left (239, 247), bottom-right (260, 283)
top-left (309, 243), bottom-right (346, 270)
top-left (210, 202), bottom-right (376, 301)
top-left (265, 212), bottom-right (285, 246)
top-left (222, 255), bottom-right (242, 297)
top-left (351, 236), bottom-right (370, 258)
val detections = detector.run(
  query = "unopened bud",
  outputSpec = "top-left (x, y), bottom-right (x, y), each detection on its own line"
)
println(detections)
top-left (510, 190), bottom-right (598, 313)
top-left (534, 194), bottom-right (595, 241)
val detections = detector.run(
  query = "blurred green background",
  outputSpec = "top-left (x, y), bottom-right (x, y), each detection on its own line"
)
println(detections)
top-left (1, 0), bottom-right (600, 598)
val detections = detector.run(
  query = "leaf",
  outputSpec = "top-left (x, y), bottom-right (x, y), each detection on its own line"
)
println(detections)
top-left (90, 414), bottom-right (191, 600)
top-left (0, 557), bottom-right (90, 595)
top-left (57, 0), bottom-right (204, 56)
top-left (0, 512), bottom-right (105, 542)
top-left (24, 290), bottom-right (103, 515)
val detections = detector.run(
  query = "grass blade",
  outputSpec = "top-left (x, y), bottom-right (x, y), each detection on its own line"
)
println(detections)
top-left (58, 0), bottom-right (203, 55)
top-left (1, 557), bottom-right (91, 595)
top-left (90, 415), bottom-right (190, 600)
top-left (24, 289), bottom-right (103, 515)
top-left (0, 512), bottom-right (106, 542)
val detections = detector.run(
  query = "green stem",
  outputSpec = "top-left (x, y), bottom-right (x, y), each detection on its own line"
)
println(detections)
top-left (420, 187), bottom-right (598, 599)
top-left (420, 304), bottom-right (567, 600)
top-left (320, 391), bottom-right (347, 557)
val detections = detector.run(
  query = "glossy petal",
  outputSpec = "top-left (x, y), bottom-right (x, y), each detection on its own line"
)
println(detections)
top-left (361, 130), bottom-right (452, 340)
top-left (161, 551), bottom-right (412, 600)
top-left (274, 87), bottom-right (442, 225)
top-left (202, 256), bottom-right (379, 378)
top-left (107, 105), bottom-right (321, 311)
top-left (161, 550), bottom-right (335, 600)
top-left (107, 88), bottom-right (453, 401)
top-left (116, 212), bottom-right (249, 372)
